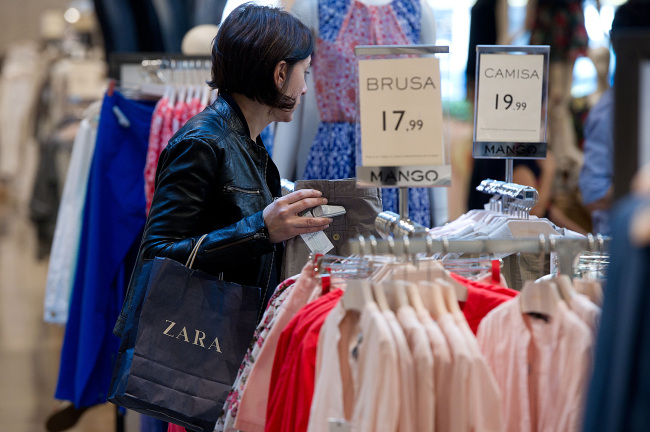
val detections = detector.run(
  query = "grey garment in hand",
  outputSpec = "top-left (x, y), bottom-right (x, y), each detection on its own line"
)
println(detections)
top-left (281, 179), bottom-right (382, 279)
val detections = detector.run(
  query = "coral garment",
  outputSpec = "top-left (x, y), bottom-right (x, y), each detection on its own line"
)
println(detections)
top-left (452, 273), bottom-right (519, 334)
top-left (303, 0), bottom-right (431, 226)
top-left (265, 289), bottom-right (343, 432)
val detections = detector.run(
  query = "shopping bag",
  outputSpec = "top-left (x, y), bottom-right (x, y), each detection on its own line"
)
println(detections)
top-left (108, 235), bottom-right (261, 432)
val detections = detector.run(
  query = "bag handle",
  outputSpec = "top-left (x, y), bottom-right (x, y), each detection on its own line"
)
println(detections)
top-left (186, 234), bottom-right (209, 269)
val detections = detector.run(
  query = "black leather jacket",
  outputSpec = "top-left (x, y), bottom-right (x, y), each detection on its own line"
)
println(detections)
top-left (114, 95), bottom-right (282, 338)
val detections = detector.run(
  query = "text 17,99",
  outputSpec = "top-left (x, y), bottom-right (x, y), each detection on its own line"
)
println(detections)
top-left (382, 110), bottom-right (424, 131)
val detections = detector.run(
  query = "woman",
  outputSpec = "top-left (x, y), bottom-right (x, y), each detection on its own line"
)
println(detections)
top-left (113, 3), bottom-right (331, 338)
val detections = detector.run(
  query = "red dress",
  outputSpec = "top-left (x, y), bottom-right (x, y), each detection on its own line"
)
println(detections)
top-left (265, 289), bottom-right (344, 432)
top-left (452, 273), bottom-right (519, 334)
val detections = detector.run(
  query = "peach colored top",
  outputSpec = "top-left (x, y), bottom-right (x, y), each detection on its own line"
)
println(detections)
top-left (569, 293), bottom-right (601, 336)
top-left (397, 306), bottom-right (435, 432)
top-left (234, 265), bottom-right (318, 432)
top-left (453, 313), bottom-right (504, 432)
top-left (477, 298), bottom-right (593, 432)
top-left (353, 302), bottom-right (400, 432)
top-left (308, 302), bottom-right (400, 432)
top-left (384, 310), bottom-right (417, 432)
top-left (437, 313), bottom-right (473, 432)
top-left (415, 309), bottom-right (453, 432)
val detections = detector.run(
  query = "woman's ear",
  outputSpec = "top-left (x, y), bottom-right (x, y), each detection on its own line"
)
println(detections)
top-left (274, 60), bottom-right (288, 90)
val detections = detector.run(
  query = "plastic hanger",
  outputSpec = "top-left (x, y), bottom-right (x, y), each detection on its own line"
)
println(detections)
top-left (402, 280), bottom-right (428, 314)
top-left (519, 280), bottom-right (561, 318)
top-left (435, 278), bottom-right (463, 316)
top-left (554, 274), bottom-right (576, 303)
top-left (417, 280), bottom-right (448, 319)
top-left (573, 278), bottom-right (603, 306)
top-left (371, 281), bottom-right (391, 312)
top-left (571, 234), bottom-right (604, 306)
top-left (342, 279), bottom-right (374, 312)
top-left (382, 280), bottom-right (410, 311)
top-left (519, 235), bottom-right (562, 319)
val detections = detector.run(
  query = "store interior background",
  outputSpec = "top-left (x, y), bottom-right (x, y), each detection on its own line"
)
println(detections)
top-left (0, 0), bottom-right (625, 431)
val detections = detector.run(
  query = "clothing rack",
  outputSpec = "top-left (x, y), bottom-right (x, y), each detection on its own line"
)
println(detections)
top-left (375, 211), bottom-right (429, 238)
top-left (476, 178), bottom-right (539, 219)
top-left (347, 234), bottom-right (610, 279)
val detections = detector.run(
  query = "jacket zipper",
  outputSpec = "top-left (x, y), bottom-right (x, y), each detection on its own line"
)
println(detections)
top-left (223, 185), bottom-right (261, 194)
top-left (203, 232), bottom-right (266, 254)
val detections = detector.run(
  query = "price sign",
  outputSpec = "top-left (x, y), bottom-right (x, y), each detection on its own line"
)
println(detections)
top-left (476, 52), bottom-right (544, 143)
top-left (358, 57), bottom-right (444, 168)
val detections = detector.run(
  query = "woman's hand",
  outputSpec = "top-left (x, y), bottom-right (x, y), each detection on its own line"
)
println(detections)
top-left (263, 189), bottom-right (333, 243)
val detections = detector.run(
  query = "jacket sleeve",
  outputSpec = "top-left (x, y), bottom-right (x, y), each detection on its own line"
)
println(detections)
top-left (139, 136), bottom-right (274, 273)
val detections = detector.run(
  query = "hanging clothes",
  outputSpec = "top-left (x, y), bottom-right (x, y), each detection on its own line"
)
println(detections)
top-left (54, 90), bottom-right (156, 407)
top-left (213, 246), bottom-right (529, 432)
top-left (216, 274), bottom-right (300, 432)
top-left (265, 289), bottom-right (344, 432)
top-left (477, 297), bottom-right (593, 432)
top-left (43, 104), bottom-right (100, 325)
top-left (301, 0), bottom-right (431, 227)
top-left (226, 263), bottom-right (319, 432)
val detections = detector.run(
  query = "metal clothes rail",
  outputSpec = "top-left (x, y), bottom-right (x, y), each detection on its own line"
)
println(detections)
top-left (347, 234), bottom-right (610, 278)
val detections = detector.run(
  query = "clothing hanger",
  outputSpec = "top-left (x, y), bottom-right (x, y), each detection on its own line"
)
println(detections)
top-left (554, 274), bottom-right (576, 303)
top-left (416, 237), bottom-right (450, 319)
top-left (397, 236), bottom-right (427, 314)
top-left (418, 281), bottom-right (449, 319)
top-left (519, 280), bottom-right (561, 318)
top-left (573, 278), bottom-right (603, 306)
top-left (571, 234), bottom-right (604, 306)
top-left (546, 236), bottom-right (577, 303)
top-left (379, 237), bottom-right (410, 311)
top-left (519, 235), bottom-right (562, 319)
top-left (436, 278), bottom-right (463, 316)
top-left (410, 237), bottom-right (469, 301)
top-left (342, 279), bottom-right (374, 312)
top-left (371, 281), bottom-right (391, 311)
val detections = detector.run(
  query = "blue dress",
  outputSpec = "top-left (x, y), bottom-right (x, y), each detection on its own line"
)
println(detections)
top-left (55, 91), bottom-right (155, 407)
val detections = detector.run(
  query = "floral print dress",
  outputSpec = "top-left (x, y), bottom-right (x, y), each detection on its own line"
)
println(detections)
top-left (214, 276), bottom-right (298, 431)
top-left (302, 0), bottom-right (432, 227)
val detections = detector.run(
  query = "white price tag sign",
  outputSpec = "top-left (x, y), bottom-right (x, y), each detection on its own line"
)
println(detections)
top-left (475, 53), bottom-right (545, 143)
top-left (358, 57), bottom-right (444, 167)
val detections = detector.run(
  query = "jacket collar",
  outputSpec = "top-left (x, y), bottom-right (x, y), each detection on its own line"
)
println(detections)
top-left (215, 92), bottom-right (267, 150)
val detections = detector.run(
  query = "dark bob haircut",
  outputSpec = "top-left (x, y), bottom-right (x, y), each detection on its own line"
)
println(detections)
top-left (208, 3), bottom-right (314, 111)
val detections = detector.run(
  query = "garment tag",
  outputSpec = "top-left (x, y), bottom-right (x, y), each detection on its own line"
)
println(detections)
top-left (300, 209), bottom-right (334, 254)
top-left (300, 231), bottom-right (334, 254)
top-left (328, 419), bottom-right (351, 432)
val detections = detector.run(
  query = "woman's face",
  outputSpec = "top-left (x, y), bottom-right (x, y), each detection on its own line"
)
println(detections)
top-left (273, 56), bottom-right (311, 122)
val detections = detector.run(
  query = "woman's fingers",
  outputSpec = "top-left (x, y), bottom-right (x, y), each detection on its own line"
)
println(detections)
top-left (283, 189), bottom-right (322, 205)
top-left (293, 216), bottom-right (332, 229)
